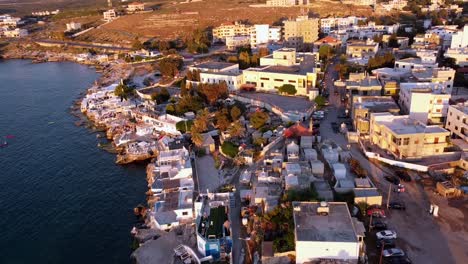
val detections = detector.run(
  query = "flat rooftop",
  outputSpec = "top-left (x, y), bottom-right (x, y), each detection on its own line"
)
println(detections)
top-left (192, 61), bottom-right (236, 70)
top-left (293, 202), bottom-right (358, 242)
top-left (451, 103), bottom-right (468, 115)
top-left (374, 114), bottom-right (449, 135)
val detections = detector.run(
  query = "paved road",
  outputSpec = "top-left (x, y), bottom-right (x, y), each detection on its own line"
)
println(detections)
top-left (34, 39), bottom-right (132, 51)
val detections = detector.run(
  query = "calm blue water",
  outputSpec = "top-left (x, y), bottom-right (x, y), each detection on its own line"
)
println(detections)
top-left (0, 60), bottom-right (146, 264)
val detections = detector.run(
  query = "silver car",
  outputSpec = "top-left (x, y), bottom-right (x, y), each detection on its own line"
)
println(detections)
top-left (383, 248), bottom-right (405, 258)
top-left (376, 230), bottom-right (397, 240)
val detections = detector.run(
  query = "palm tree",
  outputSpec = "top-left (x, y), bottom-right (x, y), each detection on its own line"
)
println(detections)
top-left (228, 121), bottom-right (245, 138)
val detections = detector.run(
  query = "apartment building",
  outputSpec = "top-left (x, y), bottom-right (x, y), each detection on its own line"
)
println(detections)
top-left (450, 25), bottom-right (468, 49)
top-left (346, 73), bottom-right (382, 97)
top-left (399, 83), bottom-right (451, 125)
top-left (3, 28), bottom-right (28, 38)
top-left (212, 22), bottom-right (281, 49)
top-left (370, 113), bottom-right (450, 159)
top-left (445, 47), bottom-right (468, 67)
top-left (319, 16), bottom-right (366, 34)
top-left (225, 35), bottom-right (250, 50)
top-left (342, 0), bottom-right (375, 5)
top-left (445, 103), bottom-right (468, 141)
top-left (242, 48), bottom-right (319, 98)
top-left (352, 96), bottom-right (400, 134)
top-left (189, 62), bottom-right (243, 91)
top-left (283, 16), bottom-right (319, 51)
top-left (127, 2), bottom-right (145, 12)
top-left (346, 40), bottom-right (379, 59)
top-left (427, 25), bottom-right (459, 49)
top-left (266, 0), bottom-right (299, 6)
top-left (0, 15), bottom-right (21, 27)
top-left (394, 57), bottom-right (438, 71)
top-left (249, 24), bottom-right (281, 49)
top-left (411, 67), bottom-right (456, 93)
top-left (103, 9), bottom-right (117, 21)
top-left (212, 22), bottom-right (251, 42)
top-left (293, 202), bottom-right (366, 264)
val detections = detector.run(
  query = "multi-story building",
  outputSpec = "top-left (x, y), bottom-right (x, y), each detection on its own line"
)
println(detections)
top-left (445, 47), bottom-right (468, 67)
top-left (189, 62), bottom-right (243, 91)
top-left (450, 25), bottom-right (468, 49)
top-left (225, 35), bottom-right (250, 50)
top-left (3, 28), bottom-right (28, 38)
top-left (212, 22), bottom-right (252, 43)
top-left (411, 67), bottom-right (456, 93)
top-left (0, 15), bottom-right (21, 27)
top-left (313, 36), bottom-right (342, 51)
top-left (346, 39), bottom-right (379, 59)
top-left (283, 16), bottom-right (319, 51)
top-left (346, 75), bottom-right (382, 97)
top-left (445, 103), bottom-right (468, 141)
top-left (412, 32), bottom-right (441, 50)
top-left (242, 48), bottom-right (319, 99)
top-left (293, 201), bottom-right (366, 264)
top-left (352, 96), bottom-right (400, 134)
top-left (399, 83), bottom-right (451, 125)
top-left (103, 9), bottom-right (117, 21)
top-left (319, 16), bottom-right (366, 34)
top-left (66, 22), bottom-right (81, 31)
top-left (427, 25), bottom-right (459, 49)
top-left (342, 0), bottom-right (375, 5)
top-left (394, 57), bottom-right (438, 71)
top-left (370, 113), bottom-right (450, 159)
top-left (249, 24), bottom-right (281, 49)
top-left (212, 22), bottom-right (281, 49)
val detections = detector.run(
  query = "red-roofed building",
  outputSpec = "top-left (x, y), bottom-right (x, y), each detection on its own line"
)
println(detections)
top-left (283, 122), bottom-right (315, 138)
top-left (314, 36), bottom-right (342, 50)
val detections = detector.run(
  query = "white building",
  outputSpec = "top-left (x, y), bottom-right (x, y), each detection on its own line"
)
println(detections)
top-left (293, 202), bottom-right (365, 264)
top-left (225, 35), bottom-right (250, 50)
top-left (189, 62), bottom-right (243, 91)
top-left (445, 47), bottom-right (468, 67)
top-left (150, 190), bottom-right (193, 230)
top-left (127, 2), bottom-right (145, 12)
top-left (399, 82), bottom-right (451, 124)
top-left (394, 57), bottom-right (438, 72)
top-left (0, 15), bottom-right (22, 27)
top-left (427, 25), bottom-right (459, 49)
top-left (212, 22), bottom-right (281, 49)
top-left (103, 9), bottom-right (117, 22)
top-left (446, 103), bottom-right (468, 141)
top-left (450, 25), bottom-right (468, 49)
top-left (320, 16), bottom-right (366, 34)
top-left (66, 22), bottom-right (81, 31)
top-left (3, 28), bottom-right (28, 38)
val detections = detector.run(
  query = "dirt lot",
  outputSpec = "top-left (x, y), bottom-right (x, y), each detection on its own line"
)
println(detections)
top-left (351, 149), bottom-right (468, 264)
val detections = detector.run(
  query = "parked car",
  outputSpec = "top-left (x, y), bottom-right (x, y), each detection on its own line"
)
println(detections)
top-left (384, 175), bottom-right (400, 185)
top-left (383, 248), bottom-right (405, 258)
top-left (372, 219), bottom-right (388, 230)
top-left (376, 238), bottom-right (396, 249)
top-left (397, 170), bottom-right (411, 182)
top-left (383, 256), bottom-right (412, 264)
top-left (367, 208), bottom-right (386, 218)
top-left (394, 184), bottom-right (405, 193)
top-left (388, 201), bottom-right (406, 210)
top-left (376, 230), bottom-right (397, 240)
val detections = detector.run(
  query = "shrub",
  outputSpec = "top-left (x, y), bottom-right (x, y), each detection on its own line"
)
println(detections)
top-left (221, 141), bottom-right (239, 158)
top-left (277, 84), bottom-right (297, 95)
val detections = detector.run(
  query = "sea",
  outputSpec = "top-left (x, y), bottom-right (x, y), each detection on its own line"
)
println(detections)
top-left (0, 60), bottom-right (147, 264)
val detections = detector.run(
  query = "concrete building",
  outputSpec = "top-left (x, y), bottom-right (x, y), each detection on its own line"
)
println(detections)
top-left (446, 103), bottom-right (468, 141)
top-left (242, 48), bottom-right (319, 99)
top-left (411, 67), bottom-right (456, 93)
top-left (0, 15), bottom-right (21, 27)
top-left (293, 202), bottom-right (365, 264)
top-left (399, 82), bottom-right (451, 124)
top-left (394, 57), bottom-right (438, 72)
top-left (150, 190), bottom-right (193, 230)
top-left (212, 22), bottom-right (281, 49)
top-left (445, 47), bottom-right (468, 67)
top-left (225, 35), bottom-right (250, 50)
top-left (450, 25), bottom-right (468, 48)
top-left (342, 0), bottom-right (375, 5)
top-left (66, 22), bottom-right (81, 31)
top-left (189, 62), bottom-right (243, 91)
top-left (3, 28), bottom-right (28, 38)
top-left (370, 113), bottom-right (450, 159)
top-left (319, 16), bottom-right (366, 34)
top-left (250, 24), bottom-right (281, 49)
top-left (346, 39), bottom-right (379, 59)
top-left (427, 25), bottom-right (459, 49)
top-left (127, 2), bottom-right (145, 12)
top-left (283, 16), bottom-right (319, 51)
top-left (313, 36), bottom-right (342, 51)
top-left (266, 0), bottom-right (309, 6)
top-left (212, 22), bottom-right (251, 42)
top-left (103, 9), bottom-right (117, 21)
top-left (352, 96), bottom-right (400, 134)
top-left (346, 74), bottom-right (382, 97)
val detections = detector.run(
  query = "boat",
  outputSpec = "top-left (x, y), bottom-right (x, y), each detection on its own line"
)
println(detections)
top-left (0, 141), bottom-right (8, 148)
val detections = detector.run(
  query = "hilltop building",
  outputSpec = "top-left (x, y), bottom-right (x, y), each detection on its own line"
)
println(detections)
top-left (445, 47), bottom-right (468, 67)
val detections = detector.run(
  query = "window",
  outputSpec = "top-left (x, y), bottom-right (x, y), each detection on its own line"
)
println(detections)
top-left (437, 99), bottom-right (442, 103)
top-left (288, 80), bottom-right (296, 83)
top-left (415, 139), bottom-right (419, 144)
top-left (182, 212), bottom-right (188, 216)
top-left (436, 109), bottom-right (441, 113)
top-left (435, 149), bottom-right (439, 153)
top-left (260, 77), bottom-right (269, 81)
top-left (434, 137), bottom-right (439, 144)
top-left (403, 138), bottom-right (410, 145)
top-left (457, 116), bottom-right (460, 120)
top-left (448, 122), bottom-right (451, 126)
top-left (274, 79), bottom-right (283, 82)
top-left (455, 126), bottom-right (458, 131)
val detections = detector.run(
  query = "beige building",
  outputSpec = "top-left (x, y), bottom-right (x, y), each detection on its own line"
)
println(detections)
top-left (189, 62), bottom-right (243, 91)
top-left (370, 112), bottom-right (450, 159)
top-left (212, 22), bottom-right (251, 42)
top-left (242, 48), bottom-right (319, 99)
top-left (352, 96), bottom-right (400, 134)
top-left (103, 9), bottom-right (117, 22)
top-left (346, 73), bottom-right (382, 97)
top-left (445, 103), bottom-right (468, 141)
top-left (127, 2), bottom-right (145, 12)
top-left (346, 40), bottom-right (379, 59)
top-left (283, 16), bottom-right (319, 51)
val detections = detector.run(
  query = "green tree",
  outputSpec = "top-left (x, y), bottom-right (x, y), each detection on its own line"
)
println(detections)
top-left (250, 111), bottom-right (269, 130)
top-left (387, 34), bottom-right (399, 48)
top-left (176, 120), bottom-right (194, 133)
top-left (277, 84), bottom-right (297, 95)
top-left (314, 95), bottom-right (326, 107)
top-left (151, 87), bottom-right (170, 104)
top-left (318, 45), bottom-right (333, 61)
top-left (230, 105), bottom-right (242, 121)
top-left (221, 141), bottom-right (239, 158)
top-left (180, 80), bottom-right (188, 96)
top-left (239, 51), bottom-right (251, 69)
top-left (158, 57), bottom-right (183, 78)
top-left (114, 83), bottom-right (134, 102)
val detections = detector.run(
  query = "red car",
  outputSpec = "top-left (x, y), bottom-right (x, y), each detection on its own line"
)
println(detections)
top-left (367, 208), bottom-right (386, 218)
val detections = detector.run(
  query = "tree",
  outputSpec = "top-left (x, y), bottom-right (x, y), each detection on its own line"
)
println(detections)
top-left (314, 95), bottom-right (326, 107)
top-left (215, 109), bottom-right (230, 131)
top-left (221, 141), bottom-right (239, 158)
top-left (230, 106), bottom-right (242, 121)
top-left (387, 34), bottom-right (399, 48)
top-left (228, 121), bottom-right (245, 138)
top-left (250, 111), bottom-right (269, 130)
top-left (151, 87), bottom-right (170, 104)
top-left (132, 38), bottom-right (144, 50)
top-left (227, 55), bottom-right (238, 63)
top-left (239, 51), bottom-right (251, 69)
top-left (180, 80), bottom-right (188, 96)
top-left (318, 45), bottom-right (333, 61)
top-left (193, 108), bottom-right (210, 132)
top-left (114, 83), bottom-right (134, 102)
top-left (277, 84), bottom-right (297, 95)
top-left (158, 57), bottom-right (183, 78)
top-left (258, 47), bottom-right (270, 57)
top-left (176, 120), bottom-right (193, 133)
top-left (197, 82), bottom-right (228, 105)
top-left (191, 129), bottom-right (203, 147)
